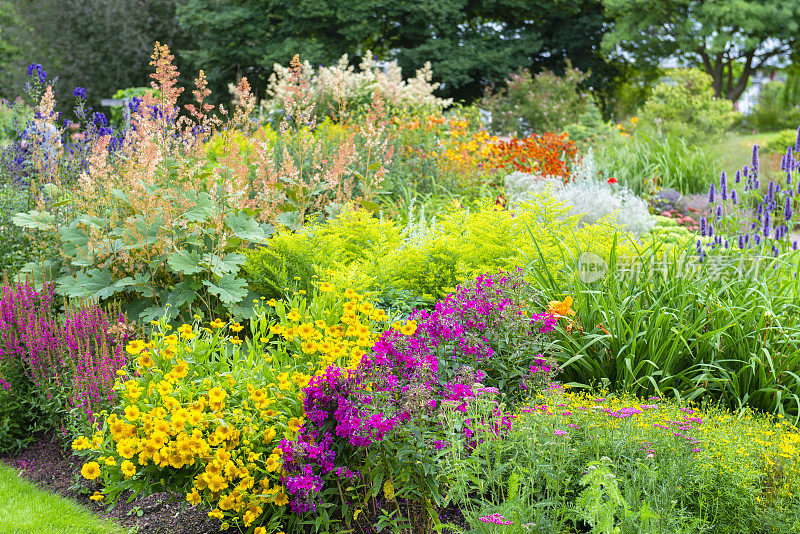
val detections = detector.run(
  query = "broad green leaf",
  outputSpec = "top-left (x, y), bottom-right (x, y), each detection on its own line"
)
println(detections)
top-left (275, 211), bottom-right (302, 231)
top-left (183, 191), bottom-right (216, 223)
top-left (167, 249), bottom-right (204, 275)
top-left (204, 252), bottom-right (246, 277)
top-left (203, 275), bottom-right (248, 306)
top-left (58, 269), bottom-right (115, 299)
top-left (225, 212), bottom-right (270, 242)
top-left (12, 210), bottom-right (55, 230)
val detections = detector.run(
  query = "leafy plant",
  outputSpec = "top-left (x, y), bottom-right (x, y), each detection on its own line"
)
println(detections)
top-left (639, 69), bottom-right (740, 142)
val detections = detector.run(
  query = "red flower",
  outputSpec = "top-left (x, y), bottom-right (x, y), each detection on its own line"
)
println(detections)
top-left (607, 176), bottom-right (618, 184)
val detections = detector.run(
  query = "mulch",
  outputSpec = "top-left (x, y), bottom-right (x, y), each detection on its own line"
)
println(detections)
top-left (0, 432), bottom-right (224, 534)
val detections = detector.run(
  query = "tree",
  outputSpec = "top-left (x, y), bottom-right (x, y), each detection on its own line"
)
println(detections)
top-left (602, 0), bottom-right (800, 102)
top-left (176, 0), bottom-right (615, 104)
top-left (0, 0), bottom-right (190, 111)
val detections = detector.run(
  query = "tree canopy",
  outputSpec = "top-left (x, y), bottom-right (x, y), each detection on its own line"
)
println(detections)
top-left (602, 0), bottom-right (800, 102)
top-left (176, 0), bottom-right (613, 103)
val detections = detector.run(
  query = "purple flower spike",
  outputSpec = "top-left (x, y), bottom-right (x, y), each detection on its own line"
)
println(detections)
top-left (764, 212), bottom-right (771, 237)
top-left (731, 190), bottom-right (738, 205)
top-left (794, 241), bottom-right (798, 251)
top-left (708, 183), bottom-right (716, 203)
top-left (700, 216), bottom-right (708, 236)
top-left (734, 170), bottom-right (741, 183)
top-left (752, 145), bottom-right (760, 176)
top-left (720, 172), bottom-right (728, 201)
top-left (785, 197), bottom-right (794, 221)
top-left (738, 235), bottom-right (746, 249)
top-left (795, 125), bottom-right (800, 153)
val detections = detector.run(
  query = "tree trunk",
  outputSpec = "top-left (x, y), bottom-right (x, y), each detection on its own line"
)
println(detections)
top-left (725, 51), bottom-right (755, 102)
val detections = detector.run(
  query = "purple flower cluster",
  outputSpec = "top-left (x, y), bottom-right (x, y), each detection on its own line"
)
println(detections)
top-left (0, 283), bottom-right (131, 425)
top-left (278, 271), bottom-right (556, 515)
top-left (702, 136), bottom-right (800, 260)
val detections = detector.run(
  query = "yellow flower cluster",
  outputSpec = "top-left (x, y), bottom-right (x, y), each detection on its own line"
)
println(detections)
top-left (522, 389), bottom-right (800, 507)
top-left (73, 287), bottom-right (387, 532)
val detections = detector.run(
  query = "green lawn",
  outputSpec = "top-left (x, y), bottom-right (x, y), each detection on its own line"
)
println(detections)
top-left (0, 463), bottom-right (128, 534)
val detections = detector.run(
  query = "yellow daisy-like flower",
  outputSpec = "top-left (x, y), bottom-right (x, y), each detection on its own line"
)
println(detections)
top-left (121, 460), bottom-right (136, 478)
top-left (230, 322), bottom-right (244, 333)
top-left (81, 462), bottom-right (101, 480)
top-left (89, 492), bottom-right (104, 501)
top-left (210, 318), bottom-right (226, 329)
top-left (229, 336), bottom-right (243, 346)
top-left (254, 528), bottom-right (267, 534)
top-left (186, 489), bottom-right (202, 505)
top-left (318, 282), bottom-right (333, 293)
top-left (286, 308), bottom-right (301, 322)
top-left (124, 405), bottom-right (140, 421)
top-left (125, 340), bottom-right (146, 356)
top-left (267, 298), bottom-right (277, 307)
top-left (71, 436), bottom-right (90, 451)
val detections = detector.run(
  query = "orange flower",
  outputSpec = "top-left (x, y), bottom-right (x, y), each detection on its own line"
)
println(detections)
top-left (547, 296), bottom-right (575, 318)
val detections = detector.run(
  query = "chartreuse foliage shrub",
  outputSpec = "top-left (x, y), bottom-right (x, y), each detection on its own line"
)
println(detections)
top-left (443, 387), bottom-right (800, 533)
top-left (245, 195), bottom-right (633, 311)
top-left (71, 286), bottom-right (392, 533)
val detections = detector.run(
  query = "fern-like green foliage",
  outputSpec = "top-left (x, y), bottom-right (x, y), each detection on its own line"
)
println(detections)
top-left (575, 457), bottom-right (629, 534)
top-left (244, 231), bottom-right (320, 301)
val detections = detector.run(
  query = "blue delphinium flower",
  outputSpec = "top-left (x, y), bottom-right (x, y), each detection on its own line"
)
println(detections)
top-left (73, 87), bottom-right (86, 100)
top-left (92, 112), bottom-right (108, 128)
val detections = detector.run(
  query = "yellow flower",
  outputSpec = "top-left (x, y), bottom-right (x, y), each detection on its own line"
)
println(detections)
top-left (287, 417), bottom-right (304, 433)
top-left (89, 492), bottom-right (104, 501)
top-left (137, 352), bottom-right (155, 369)
top-left (208, 387), bottom-right (227, 404)
top-left (81, 462), bottom-right (101, 480)
top-left (273, 489), bottom-right (289, 506)
top-left (71, 436), bottom-right (90, 451)
top-left (124, 405), bottom-right (140, 421)
top-left (125, 340), bottom-right (146, 356)
top-left (286, 308), bottom-right (301, 322)
top-left (121, 460), bottom-right (136, 478)
top-left (267, 299), bottom-right (277, 307)
top-left (547, 296), bottom-right (575, 318)
top-left (254, 528), bottom-right (266, 534)
top-left (230, 336), bottom-right (243, 346)
top-left (399, 320), bottom-right (417, 336)
top-left (230, 322), bottom-right (244, 333)
top-left (318, 282), bottom-right (333, 293)
top-left (210, 318), bottom-right (226, 329)
top-left (186, 489), bottom-right (202, 505)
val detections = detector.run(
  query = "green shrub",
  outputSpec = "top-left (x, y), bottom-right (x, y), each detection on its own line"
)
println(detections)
top-left (480, 63), bottom-right (602, 136)
top-left (243, 196), bottom-right (635, 312)
top-left (763, 128), bottom-right (799, 155)
top-left (639, 69), bottom-right (740, 142)
top-left (749, 81), bottom-right (800, 133)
